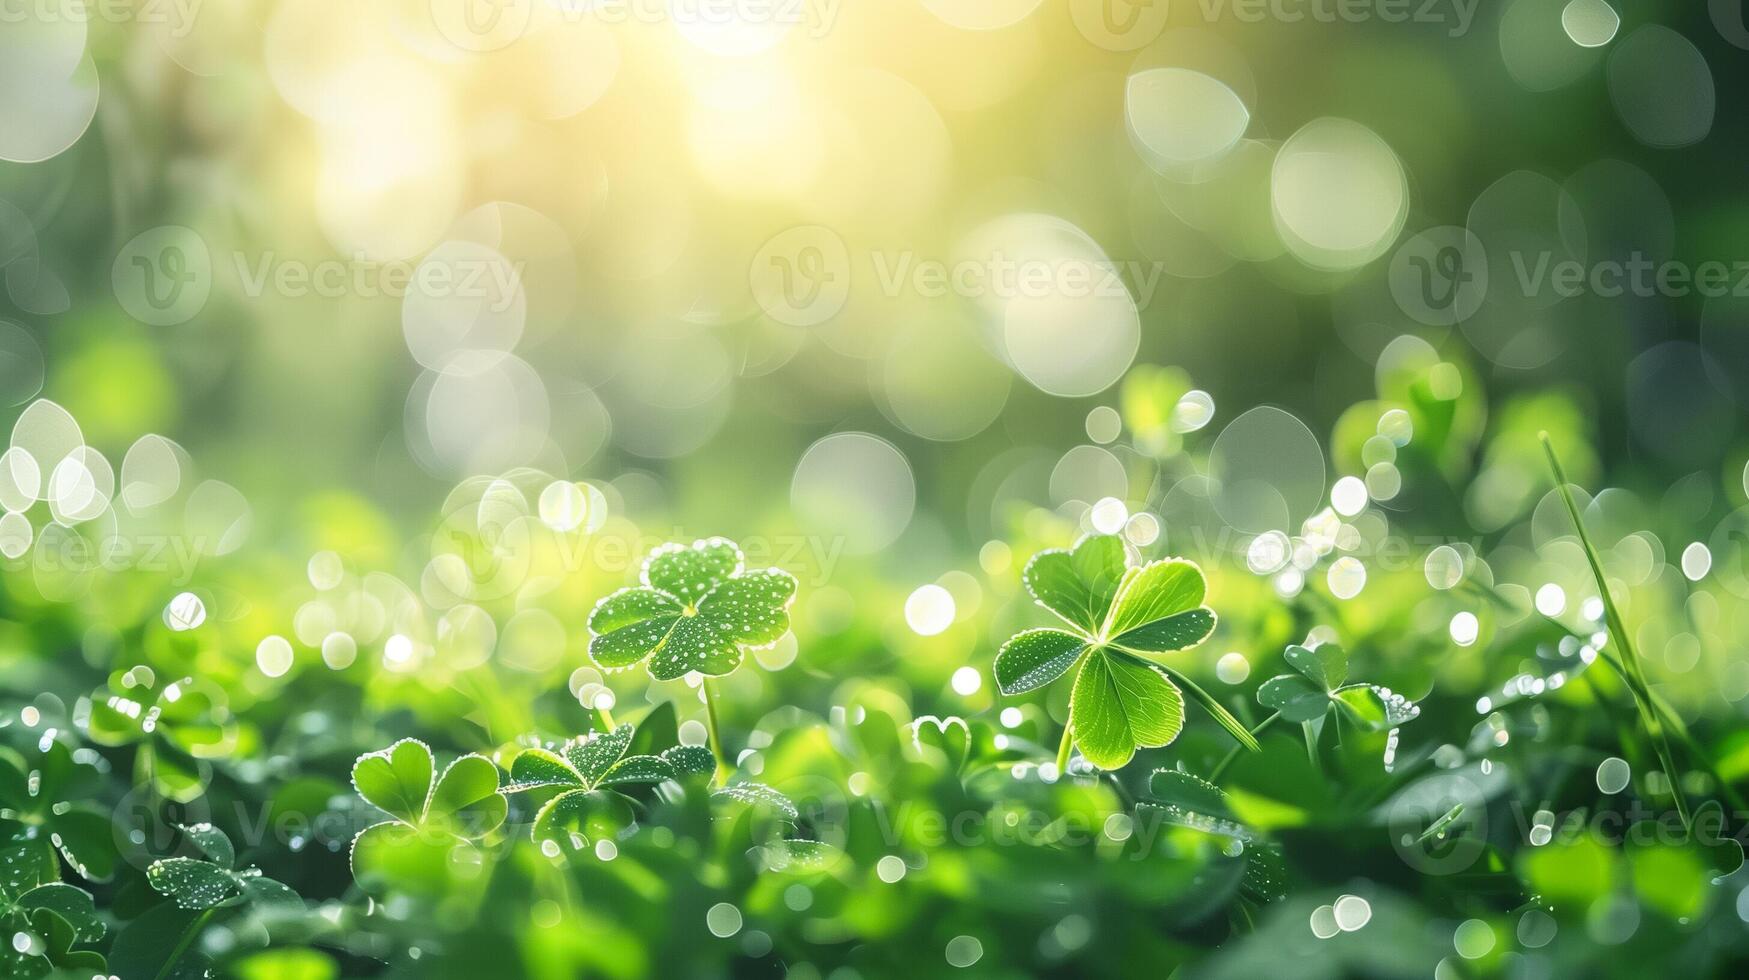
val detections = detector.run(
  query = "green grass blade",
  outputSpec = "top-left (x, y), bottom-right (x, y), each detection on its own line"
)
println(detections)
top-left (1539, 432), bottom-right (1691, 830)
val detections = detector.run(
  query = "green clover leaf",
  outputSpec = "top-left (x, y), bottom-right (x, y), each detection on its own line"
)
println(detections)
top-left (0, 859), bottom-right (104, 980)
top-left (1145, 770), bottom-right (1285, 905)
top-left (710, 781), bottom-right (799, 821)
top-left (145, 824), bottom-right (301, 912)
top-left (0, 904), bottom-right (107, 977)
top-left (1021, 533), bottom-right (1129, 634)
top-left (348, 740), bottom-right (507, 893)
top-left (1256, 645), bottom-right (1421, 731)
top-left (909, 715), bottom-right (972, 772)
top-left (0, 741), bottom-right (119, 883)
top-left (85, 672), bottom-right (239, 804)
top-left (1069, 648), bottom-right (1186, 771)
top-left (587, 537), bottom-right (798, 681)
top-left (505, 721), bottom-right (697, 847)
top-left (994, 534), bottom-right (1251, 770)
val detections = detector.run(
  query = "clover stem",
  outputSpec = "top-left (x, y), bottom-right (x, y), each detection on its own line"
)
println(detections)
top-left (154, 908), bottom-right (213, 980)
top-left (1208, 711), bottom-right (1279, 784)
top-left (1055, 723), bottom-right (1074, 774)
top-left (702, 679), bottom-right (728, 785)
top-left (597, 705), bottom-right (617, 730)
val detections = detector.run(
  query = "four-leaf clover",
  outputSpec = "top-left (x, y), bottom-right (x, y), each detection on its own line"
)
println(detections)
top-left (349, 740), bottom-right (507, 893)
top-left (995, 534), bottom-right (1254, 770)
top-left (587, 538), bottom-right (798, 680)
top-left (506, 723), bottom-right (713, 845)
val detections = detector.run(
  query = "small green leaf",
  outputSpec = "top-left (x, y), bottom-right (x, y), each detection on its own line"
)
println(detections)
top-left (13, 883), bottom-right (102, 943)
top-left (531, 789), bottom-right (634, 847)
top-left (1240, 842), bottom-right (1288, 903)
top-left (107, 900), bottom-right (213, 979)
top-left (175, 823), bottom-right (234, 869)
top-left (627, 702), bottom-right (680, 757)
top-left (563, 725), bottom-right (633, 788)
top-left (241, 875), bottom-right (304, 909)
top-left (1284, 644), bottom-right (1346, 691)
top-left (1149, 769), bottom-right (1235, 819)
top-left (757, 839), bottom-right (842, 874)
top-left (910, 715), bottom-right (972, 769)
top-left (350, 739), bottom-right (434, 825)
top-left (643, 538), bottom-right (743, 607)
top-left (1022, 534), bottom-right (1127, 633)
top-left (598, 755), bottom-right (676, 787)
top-left (712, 782), bottom-right (799, 821)
top-left (426, 755), bottom-right (507, 838)
top-left (1070, 650), bottom-right (1185, 770)
top-left (993, 628), bottom-right (1087, 695)
top-left (1332, 685), bottom-right (1393, 731)
top-left (663, 745), bottom-right (717, 780)
top-left (147, 857), bottom-right (243, 910)
top-left (349, 822), bottom-right (458, 895)
top-left (49, 807), bottom-right (119, 882)
top-left (1105, 558), bottom-right (1216, 652)
top-left (587, 588), bottom-right (683, 669)
top-left (507, 747), bottom-right (582, 791)
top-left (23, 906), bottom-right (106, 973)
top-left (1257, 675), bottom-right (1330, 723)
top-left (698, 568), bottom-right (798, 648)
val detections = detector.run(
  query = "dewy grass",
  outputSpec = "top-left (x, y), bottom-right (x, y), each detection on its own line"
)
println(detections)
top-left (1539, 432), bottom-right (1692, 831)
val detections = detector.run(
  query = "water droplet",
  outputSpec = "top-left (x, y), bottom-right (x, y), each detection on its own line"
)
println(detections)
top-left (1596, 756), bottom-right (1631, 794)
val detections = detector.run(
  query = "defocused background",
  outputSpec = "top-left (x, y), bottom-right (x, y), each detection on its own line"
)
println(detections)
top-left (4, 0), bottom-right (1748, 794)
top-left (1, 0), bottom-right (1742, 569)
top-left (4, 0), bottom-right (1749, 765)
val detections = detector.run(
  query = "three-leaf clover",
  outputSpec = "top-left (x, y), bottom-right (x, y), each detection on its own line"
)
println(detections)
top-left (348, 740), bottom-right (507, 893)
top-left (146, 823), bottom-right (300, 911)
top-left (0, 741), bottom-right (118, 882)
top-left (506, 723), bottom-right (713, 846)
top-left (1256, 644), bottom-right (1421, 731)
top-left (587, 537), bottom-right (798, 680)
top-left (994, 534), bottom-right (1254, 770)
top-left (0, 826), bottom-right (104, 979)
